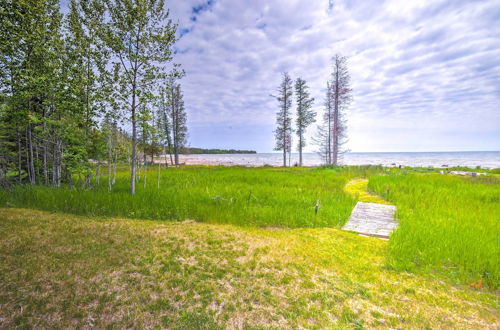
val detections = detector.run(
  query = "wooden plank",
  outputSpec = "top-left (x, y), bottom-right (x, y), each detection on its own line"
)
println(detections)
top-left (343, 202), bottom-right (397, 239)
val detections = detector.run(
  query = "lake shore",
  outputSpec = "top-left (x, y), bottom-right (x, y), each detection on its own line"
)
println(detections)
top-left (157, 151), bottom-right (500, 168)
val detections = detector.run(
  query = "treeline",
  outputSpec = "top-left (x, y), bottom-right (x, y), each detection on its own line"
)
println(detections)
top-left (181, 148), bottom-right (257, 154)
top-left (0, 0), bottom-right (187, 193)
top-left (273, 54), bottom-right (351, 166)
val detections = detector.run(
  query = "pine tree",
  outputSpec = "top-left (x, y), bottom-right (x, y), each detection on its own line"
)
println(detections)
top-left (273, 72), bottom-right (293, 167)
top-left (157, 87), bottom-right (174, 166)
top-left (294, 78), bottom-right (315, 166)
top-left (330, 55), bottom-right (351, 165)
top-left (171, 84), bottom-right (188, 166)
top-left (0, 0), bottom-right (65, 185)
top-left (316, 55), bottom-right (351, 165)
top-left (157, 67), bottom-right (185, 166)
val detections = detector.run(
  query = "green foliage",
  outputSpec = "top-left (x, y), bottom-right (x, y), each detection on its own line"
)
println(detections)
top-left (273, 72), bottom-right (293, 166)
top-left (0, 166), bottom-right (362, 228)
top-left (294, 77), bottom-right (315, 153)
top-left (1, 165), bottom-right (498, 290)
top-left (489, 168), bottom-right (500, 174)
top-left (104, 0), bottom-right (177, 193)
top-left (369, 173), bottom-right (500, 288)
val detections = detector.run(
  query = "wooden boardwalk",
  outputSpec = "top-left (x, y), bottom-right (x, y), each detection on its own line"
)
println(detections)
top-left (343, 202), bottom-right (397, 239)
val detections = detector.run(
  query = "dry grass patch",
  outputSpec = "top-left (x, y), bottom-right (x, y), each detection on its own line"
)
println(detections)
top-left (0, 208), bottom-right (498, 328)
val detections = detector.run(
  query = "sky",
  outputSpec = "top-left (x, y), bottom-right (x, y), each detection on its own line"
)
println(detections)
top-left (61, 0), bottom-right (500, 152)
top-left (166, 0), bottom-right (500, 152)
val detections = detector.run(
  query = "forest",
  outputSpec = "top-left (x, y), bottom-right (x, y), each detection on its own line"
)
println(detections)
top-left (0, 0), bottom-right (187, 194)
top-left (0, 0), bottom-right (353, 193)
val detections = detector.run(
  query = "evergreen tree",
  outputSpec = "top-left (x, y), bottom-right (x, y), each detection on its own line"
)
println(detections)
top-left (316, 55), bottom-right (351, 165)
top-left (315, 81), bottom-right (333, 165)
top-left (329, 55), bottom-right (351, 165)
top-left (157, 87), bottom-right (174, 166)
top-left (0, 0), bottom-right (65, 185)
top-left (294, 78), bottom-right (315, 166)
top-left (171, 84), bottom-right (188, 166)
top-left (157, 67), bottom-right (186, 166)
top-left (273, 72), bottom-right (293, 167)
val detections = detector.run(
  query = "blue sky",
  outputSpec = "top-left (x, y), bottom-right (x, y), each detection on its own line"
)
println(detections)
top-left (61, 0), bottom-right (500, 152)
top-left (168, 0), bottom-right (500, 152)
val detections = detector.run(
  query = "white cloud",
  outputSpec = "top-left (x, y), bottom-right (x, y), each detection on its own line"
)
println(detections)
top-left (167, 0), bottom-right (500, 151)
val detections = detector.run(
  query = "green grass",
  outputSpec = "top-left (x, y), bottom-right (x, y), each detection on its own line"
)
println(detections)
top-left (344, 178), bottom-right (390, 204)
top-left (1, 165), bottom-right (499, 290)
top-left (368, 173), bottom-right (500, 289)
top-left (0, 208), bottom-right (498, 328)
top-left (0, 165), bottom-right (381, 228)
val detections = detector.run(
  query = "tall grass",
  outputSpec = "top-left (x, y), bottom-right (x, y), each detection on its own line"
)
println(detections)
top-left (2, 165), bottom-right (498, 288)
top-left (369, 173), bottom-right (500, 288)
top-left (0, 166), bottom-right (372, 228)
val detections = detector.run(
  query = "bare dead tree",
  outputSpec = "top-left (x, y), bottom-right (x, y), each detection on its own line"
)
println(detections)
top-left (316, 55), bottom-right (352, 165)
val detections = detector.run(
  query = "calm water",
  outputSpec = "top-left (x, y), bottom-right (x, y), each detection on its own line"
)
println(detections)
top-left (180, 151), bottom-right (500, 168)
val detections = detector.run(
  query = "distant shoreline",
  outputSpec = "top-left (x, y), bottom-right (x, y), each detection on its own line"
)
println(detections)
top-left (180, 147), bottom-right (256, 154)
top-left (163, 151), bottom-right (500, 168)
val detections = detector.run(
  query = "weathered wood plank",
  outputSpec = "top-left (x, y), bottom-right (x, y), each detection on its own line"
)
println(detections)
top-left (343, 202), bottom-right (397, 239)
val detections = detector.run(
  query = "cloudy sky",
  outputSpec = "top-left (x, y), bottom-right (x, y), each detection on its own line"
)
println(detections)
top-left (164, 0), bottom-right (500, 152)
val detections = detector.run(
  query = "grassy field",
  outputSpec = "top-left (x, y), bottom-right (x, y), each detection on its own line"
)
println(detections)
top-left (1, 165), bottom-right (499, 327)
top-left (368, 173), bottom-right (500, 289)
top-left (0, 166), bottom-right (382, 228)
top-left (0, 208), bottom-right (498, 328)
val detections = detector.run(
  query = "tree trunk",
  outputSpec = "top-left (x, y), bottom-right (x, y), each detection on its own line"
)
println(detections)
top-left (299, 134), bottom-right (303, 166)
top-left (112, 160), bottom-right (117, 185)
top-left (130, 79), bottom-right (137, 194)
top-left (108, 156), bottom-right (112, 192)
top-left (333, 68), bottom-right (340, 166)
top-left (27, 124), bottom-right (36, 184)
top-left (43, 122), bottom-right (48, 185)
top-left (168, 144), bottom-right (174, 165)
top-left (17, 128), bottom-right (22, 183)
top-left (57, 140), bottom-right (62, 187)
top-left (52, 138), bottom-right (62, 187)
top-left (96, 160), bottom-right (101, 185)
top-left (174, 147), bottom-right (179, 166)
top-left (52, 138), bottom-right (57, 185)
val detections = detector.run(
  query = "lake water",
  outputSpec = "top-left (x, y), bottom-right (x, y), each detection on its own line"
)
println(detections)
top-left (179, 151), bottom-right (500, 168)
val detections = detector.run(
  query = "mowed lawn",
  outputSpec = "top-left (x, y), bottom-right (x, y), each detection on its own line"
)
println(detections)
top-left (0, 208), bottom-right (498, 329)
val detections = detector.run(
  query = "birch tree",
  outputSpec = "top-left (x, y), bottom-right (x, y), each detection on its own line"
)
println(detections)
top-left (273, 72), bottom-right (293, 167)
top-left (294, 77), bottom-right (315, 166)
top-left (104, 0), bottom-right (176, 194)
top-left (67, 0), bottom-right (109, 185)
